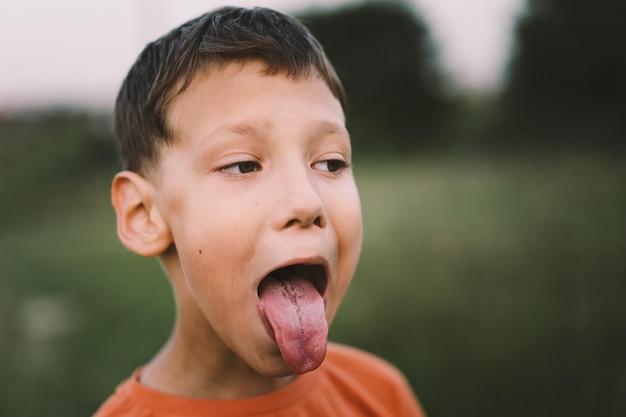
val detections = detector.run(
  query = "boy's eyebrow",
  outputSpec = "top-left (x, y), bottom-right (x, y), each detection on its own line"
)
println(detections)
top-left (314, 120), bottom-right (349, 138)
top-left (205, 119), bottom-right (349, 142)
top-left (204, 120), bottom-right (267, 141)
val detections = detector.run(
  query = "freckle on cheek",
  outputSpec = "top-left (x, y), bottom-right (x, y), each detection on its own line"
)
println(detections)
top-left (198, 249), bottom-right (203, 254)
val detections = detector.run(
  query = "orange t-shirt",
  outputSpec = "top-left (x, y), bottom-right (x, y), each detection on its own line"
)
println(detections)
top-left (93, 343), bottom-right (426, 417)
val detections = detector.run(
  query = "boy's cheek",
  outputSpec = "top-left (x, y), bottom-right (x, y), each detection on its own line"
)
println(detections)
top-left (337, 197), bottom-right (363, 245)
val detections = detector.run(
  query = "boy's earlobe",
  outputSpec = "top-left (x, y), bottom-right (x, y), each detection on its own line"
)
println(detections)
top-left (111, 171), bottom-right (173, 257)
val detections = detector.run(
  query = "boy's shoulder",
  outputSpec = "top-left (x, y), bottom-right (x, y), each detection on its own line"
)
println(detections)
top-left (94, 344), bottom-right (425, 417)
top-left (325, 342), bottom-right (407, 381)
top-left (322, 342), bottom-right (421, 406)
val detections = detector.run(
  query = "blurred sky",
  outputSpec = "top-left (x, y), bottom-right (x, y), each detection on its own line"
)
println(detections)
top-left (0, 0), bottom-right (524, 111)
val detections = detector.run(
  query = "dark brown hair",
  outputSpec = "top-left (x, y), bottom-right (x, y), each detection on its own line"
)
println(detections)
top-left (115, 6), bottom-right (346, 173)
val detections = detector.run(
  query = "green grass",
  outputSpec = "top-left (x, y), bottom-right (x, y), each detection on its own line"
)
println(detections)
top-left (1, 149), bottom-right (625, 416)
top-left (335, 153), bottom-right (626, 415)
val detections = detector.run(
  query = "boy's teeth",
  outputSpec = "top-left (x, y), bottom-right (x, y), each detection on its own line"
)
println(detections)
top-left (259, 274), bottom-right (328, 373)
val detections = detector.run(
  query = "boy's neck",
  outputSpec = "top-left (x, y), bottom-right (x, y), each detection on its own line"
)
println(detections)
top-left (138, 317), bottom-right (297, 400)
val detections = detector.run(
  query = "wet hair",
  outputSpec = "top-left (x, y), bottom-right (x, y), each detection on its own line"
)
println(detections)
top-left (115, 6), bottom-right (346, 174)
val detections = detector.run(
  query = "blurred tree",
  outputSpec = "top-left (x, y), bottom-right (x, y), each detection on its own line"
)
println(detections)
top-left (494, 0), bottom-right (626, 150)
top-left (299, 0), bottom-right (450, 153)
top-left (0, 110), bottom-right (116, 227)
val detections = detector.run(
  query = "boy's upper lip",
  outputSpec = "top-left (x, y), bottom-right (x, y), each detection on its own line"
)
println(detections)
top-left (258, 256), bottom-right (330, 299)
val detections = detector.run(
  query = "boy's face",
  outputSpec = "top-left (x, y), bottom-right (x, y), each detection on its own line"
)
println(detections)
top-left (152, 62), bottom-right (362, 376)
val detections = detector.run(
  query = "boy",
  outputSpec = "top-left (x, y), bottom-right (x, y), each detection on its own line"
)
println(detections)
top-left (95, 6), bottom-right (425, 416)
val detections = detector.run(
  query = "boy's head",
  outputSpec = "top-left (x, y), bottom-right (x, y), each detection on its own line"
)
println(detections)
top-left (115, 6), bottom-right (346, 175)
top-left (111, 6), bottom-right (362, 380)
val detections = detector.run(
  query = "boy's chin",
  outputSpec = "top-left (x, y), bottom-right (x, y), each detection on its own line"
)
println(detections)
top-left (257, 360), bottom-right (324, 380)
top-left (252, 358), bottom-right (298, 378)
top-left (249, 352), bottom-right (312, 379)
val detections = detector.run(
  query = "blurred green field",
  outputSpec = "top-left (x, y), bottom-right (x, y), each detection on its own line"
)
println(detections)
top-left (1, 125), bottom-right (625, 416)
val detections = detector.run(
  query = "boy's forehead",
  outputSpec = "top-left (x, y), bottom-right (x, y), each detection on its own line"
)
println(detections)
top-left (165, 61), bottom-right (344, 140)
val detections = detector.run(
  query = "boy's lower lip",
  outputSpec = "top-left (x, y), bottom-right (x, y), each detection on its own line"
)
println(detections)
top-left (257, 298), bottom-right (277, 341)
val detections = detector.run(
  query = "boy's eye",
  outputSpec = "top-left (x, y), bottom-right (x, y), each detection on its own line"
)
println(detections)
top-left (220, 161), bottom-right (260, 174)
top-left (314, 159), bottom-right (349, 173)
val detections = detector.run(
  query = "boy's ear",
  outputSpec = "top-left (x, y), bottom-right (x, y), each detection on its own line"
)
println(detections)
top-left (111, 171), bottom-right (173, 257)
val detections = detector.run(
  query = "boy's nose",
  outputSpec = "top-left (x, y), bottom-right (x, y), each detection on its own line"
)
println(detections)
top-left (274, 168), bottom-right (326, 230)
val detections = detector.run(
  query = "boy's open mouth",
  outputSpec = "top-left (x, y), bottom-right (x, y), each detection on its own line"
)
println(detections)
top-left (258, 263), bottom-right (328, 298)
top-left (258, 263), bottom-right (329, 374)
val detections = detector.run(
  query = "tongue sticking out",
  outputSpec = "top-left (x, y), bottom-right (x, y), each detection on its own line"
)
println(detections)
top-left (259, 274), bottom-right (328, 374)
